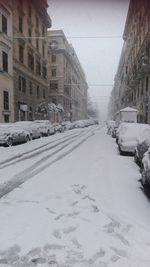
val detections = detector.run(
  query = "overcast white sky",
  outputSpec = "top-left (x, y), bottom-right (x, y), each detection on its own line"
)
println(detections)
top-left (48, 0), bottom-right (129, 119)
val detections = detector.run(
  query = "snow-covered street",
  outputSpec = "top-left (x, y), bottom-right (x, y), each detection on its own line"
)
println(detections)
top-left (0, 125), bottom-right (150, 267)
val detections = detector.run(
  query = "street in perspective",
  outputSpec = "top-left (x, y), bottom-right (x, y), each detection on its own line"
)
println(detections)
top-left (0, 0), bottom-right (150, 266)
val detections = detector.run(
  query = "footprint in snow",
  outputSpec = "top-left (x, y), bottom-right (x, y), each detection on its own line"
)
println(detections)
top-left (110, 246), bottom-right (128, 258)
top-left (104, 219), bottom-right (120, 233)
top-left (89, 249), bottom-right (105, 263)
top-left (82, 195), bottom-right (95, 202)
top-left (87, 259), bottom-right (108, 267)
top-left (31, 257), bottom-right (46, 264)
top-left (68, 211), bottom-right (80, 217)
top-left (110, 254), bottom-right (120, 262)
top-left (44, 244), bottom-right (65, 250)
top-left (67, 249), bottom-right (83, 259)
top-left (46, 208), bottom-right (56, 214)
top-left (52, 229), bottom-right (62, 239)
top-left (71, 238), bottom-right (82, 249)
top-left (114, 233), bottom-right (130, 246)
top-left (72, 184), bottom-right (86, 195)
top-left (71, 201), bottom-right (78, 206)
top-left (63, 226), bottom-right (77, 234)
top-left (54, 214), bottom-right (65, 221)
top-left (91, 204), bottom-right (99, 213)
top-left (43, 243), bottom-right (65, 252)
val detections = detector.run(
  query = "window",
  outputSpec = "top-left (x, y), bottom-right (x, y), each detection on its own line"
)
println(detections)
top-left (2, 15), bottom-right (7, 34)
top-left (22, 78), bottom-right (26, 92)
top-left (37, 86), bottom-right (39, 98)
top-left (28, 3), bottom-right (32, 17)
top-left (146, 76), bottom-right (149, 92)
top-left (52, 54), bottom-right (56, 63)
top-left (29, 81), bottom-right (33, 94)
top-left (52, 68), bottom-right (56, 77)
top-left (28, 51), bottom-right (34, 70)
top-left (36, 59), bottom-right (41, 75)
top-left (36, 39), bottom-right (39, 51)
top-left (18, 76), bottom-right (26, 92)
top-left (50, 81), bottom-right (58, 91)
top-left (36, 16), bottom-right (39, 29)
top-left (19, 76), bottom-right (22, 91)
top-left (4, 115), bottom-right (9, 122)
top-left (137, 87), bottom-right (139, 98)
top-left (19, 45), bottom-right (24, 63)
top-left (2, 51), bottom-right (8, 72)
top-left (42, 64), bottom-right (47, 79)
top-left (42, 43), bottom-right (45, 57)
top-left (42, 25), bottom-right (45, 36)
top-left (18, 0), bottom-right (23, 10)
top-left (28, 28), bottom-right (32, 43)
top-left (29, 106), bottom-right (33, 120)
top-left (3, 91), bottom-right (9, 110)
top-left (43, 89), bottom-right (46, 99)
top-left (52, 98), bottom-right (57, 105)
top-left (19, 17), bottom-right (23, 33)
top-left (141, 87), bottom-right (143, 96)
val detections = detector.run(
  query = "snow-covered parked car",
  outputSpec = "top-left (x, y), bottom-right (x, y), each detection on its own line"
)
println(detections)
top-left (53, 123), bottom-right (64, 133)
top-left (134, 126), bottom-right (150, 168)
top-left (34, 120), bottom-right (55, 136)
top-left (116, 122), bottom-right (133, 144)
top-left (73, 120), bottom-right (87, 128)
top-left (15, 121), bottom-right (41, 139)
top-left (141, 148), bottom-right (150, 188)
top-left (118, 122), bottom-right (150, 155)
top-left (0, 124), bottom-right (30, 146)
top-left (62, 121), bottom-right (75, 131)
top-left (106, 120), bottom-right (116, 135)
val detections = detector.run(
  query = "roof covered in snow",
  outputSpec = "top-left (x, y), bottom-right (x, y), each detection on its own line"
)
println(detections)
top-left (120, 106), bottom-right (138, 112)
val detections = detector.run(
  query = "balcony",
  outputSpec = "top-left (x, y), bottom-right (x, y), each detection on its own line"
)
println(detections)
top-left (138, 56), bottom-right (150, 73)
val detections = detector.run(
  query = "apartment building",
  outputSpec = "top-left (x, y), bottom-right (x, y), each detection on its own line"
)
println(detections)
top-left (13, 0), bottom-right (51, 121)
top-left (0, 0), bottom-right (14, 122)
top-left (110, 0), bottom-right (150, 123)
top-left (47, 30), bottom-right (88, 121)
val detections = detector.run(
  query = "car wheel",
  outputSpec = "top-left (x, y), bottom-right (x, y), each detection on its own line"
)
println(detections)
top-left (118, 145), bottom-right (123, 155)
top-left (6, 138), bottom-right (13, 147)
top-left (26, 135), bottom-right (30, 142)
top-left (134, 151), bottom-right (138, 164)
top-left (141, 171), bottom-right (149, 189)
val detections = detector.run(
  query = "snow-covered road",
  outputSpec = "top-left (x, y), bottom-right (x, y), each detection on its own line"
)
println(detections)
top-left (0, 125), bottom-right (150, 267)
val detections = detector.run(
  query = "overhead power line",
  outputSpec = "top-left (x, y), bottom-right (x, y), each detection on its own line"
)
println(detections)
top-left (67, 35), bottom-right (122, 39)
top-left (64, 83), bottom-right (113, 87)
top-left (10, 35), bottom-right (122, 40)
top-left (88, 84), bottom-right (113, 86)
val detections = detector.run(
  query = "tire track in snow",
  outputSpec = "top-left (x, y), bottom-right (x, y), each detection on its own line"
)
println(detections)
top-left (0, 131), bottom-right (84, 170)
top-left (0, 130), bottom-right (85, 168)
top-left (0, 128), bottom-right (95, 198)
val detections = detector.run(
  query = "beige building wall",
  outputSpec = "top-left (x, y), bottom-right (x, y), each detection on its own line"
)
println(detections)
top-left (12, 0), bottom-right (51, 121)
top-left (110, 0), bottom-right (150, 123)
top-left (0, 0), bottom-right (14, 122)
top-left (47, 30), bottom-right (88, 121)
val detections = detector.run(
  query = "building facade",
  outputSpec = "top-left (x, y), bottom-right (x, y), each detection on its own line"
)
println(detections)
top-left (110, 0), bottom-right (150, 123)
top-left (12, 0), bottom-right (51, 121)
top-left (0, 0), bottom-right (14, 122)
top-left (47, 30), bottom-right (88, 121)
